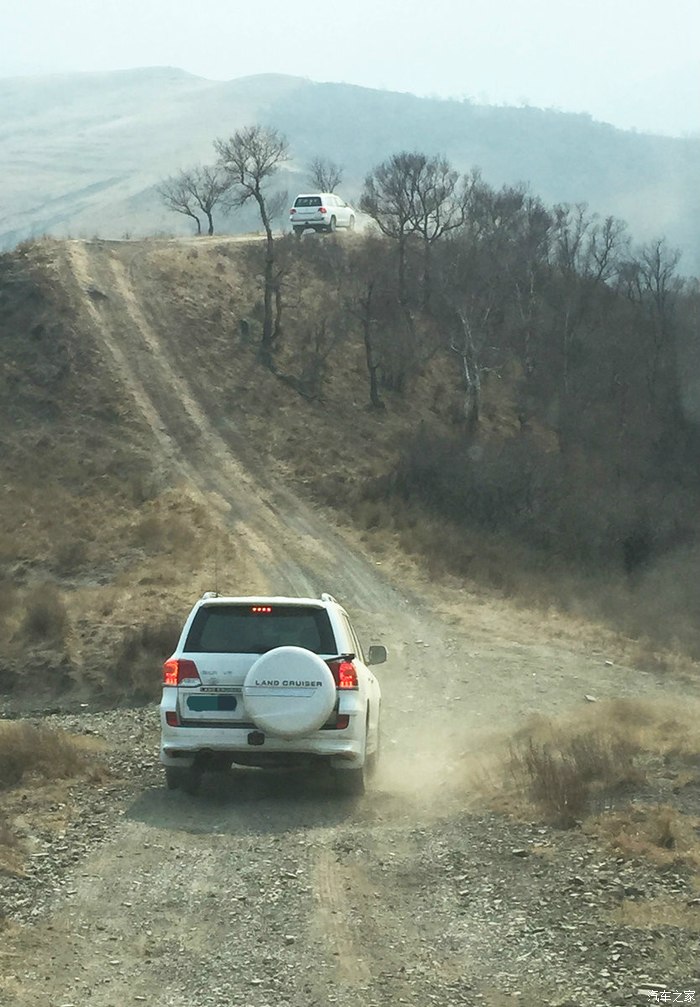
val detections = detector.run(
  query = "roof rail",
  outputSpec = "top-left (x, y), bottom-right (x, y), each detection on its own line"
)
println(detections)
top-left (320, 592), bottom-right (337, 604)
top-left (201, 591), bottom-right (219, 599)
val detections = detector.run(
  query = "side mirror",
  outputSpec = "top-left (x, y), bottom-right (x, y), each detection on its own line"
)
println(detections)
top-left (367, 645), bottom-right (387, 666)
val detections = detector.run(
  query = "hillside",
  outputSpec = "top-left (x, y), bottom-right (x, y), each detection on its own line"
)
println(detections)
top-left (1, 235), bottom-right (700, 1006)
top-left (0, 233), bottom-right (420, 701)
top-left (2, 68), bottom-right (699, 274)
top-left (1, 230), bottom-right (699, 700)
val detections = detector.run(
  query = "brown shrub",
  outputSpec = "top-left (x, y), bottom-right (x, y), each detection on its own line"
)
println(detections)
top-left (18, 583), bottom-right (68, 644)
top-left (493, 699), bottom-right (700, 866)
top-left (0, 722), bottom-right (86, 789)
top-left (113, 617), bottom-right (181, 700)
top-left (592, 804), bottom-right (700, 870)
top-left (51, 536), bottom-right (88, 575)
top-left (509, 729), bottom-right (642, 827)
top-left (132, 510), bottom-right (201, 555)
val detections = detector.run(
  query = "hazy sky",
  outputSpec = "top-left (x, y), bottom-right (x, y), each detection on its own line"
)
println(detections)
top-left (2, 0), bottom-right (699, 136)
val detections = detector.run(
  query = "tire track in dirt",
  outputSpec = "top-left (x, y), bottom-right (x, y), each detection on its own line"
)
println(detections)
top-left (67, 240), bottom-right (296, 591)
top-left (67, 241), bottom-right (186, 469)
top-left (66, 239), bottom-right (406, 610)
top-left (307, 835), bottom-right (478, 1006)
top-left (311, 848), bottom-right (373, 986)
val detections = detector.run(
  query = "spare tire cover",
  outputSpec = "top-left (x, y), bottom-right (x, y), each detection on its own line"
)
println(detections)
top-left (243, 647), bottom-right (336, 739)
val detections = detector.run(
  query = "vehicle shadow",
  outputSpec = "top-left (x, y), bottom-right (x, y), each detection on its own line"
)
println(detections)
top-left (125, 767), bottom-right (373, 836)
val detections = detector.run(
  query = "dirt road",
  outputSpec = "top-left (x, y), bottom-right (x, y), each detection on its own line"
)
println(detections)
top-left (2, 240), bottom-right (697, 1006)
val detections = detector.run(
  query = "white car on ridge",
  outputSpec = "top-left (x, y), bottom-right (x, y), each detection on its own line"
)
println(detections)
top-left (159, 593), bottom-right (385, 795)
top-left (289, 193), bottom-right (357, 235)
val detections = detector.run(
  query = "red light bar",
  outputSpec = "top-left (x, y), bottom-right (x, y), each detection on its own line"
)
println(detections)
top-left (251, 606), bottom-right (273, 614)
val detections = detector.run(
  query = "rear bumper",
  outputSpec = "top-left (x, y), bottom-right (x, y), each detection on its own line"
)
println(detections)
top-left (290, 217), bottom-right (328, 229)
top-left (159, 718), bottom-right (365, 768)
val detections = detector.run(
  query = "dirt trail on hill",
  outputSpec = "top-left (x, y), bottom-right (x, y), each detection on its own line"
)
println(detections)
top-left (3, 239), bottom-right (697, 1007)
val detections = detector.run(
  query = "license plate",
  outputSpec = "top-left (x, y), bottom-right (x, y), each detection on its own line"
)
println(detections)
top-left (186, 695), bottom-right (238, 712)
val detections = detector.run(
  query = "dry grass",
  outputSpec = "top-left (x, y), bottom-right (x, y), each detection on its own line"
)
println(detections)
top-left (492, 699), bottom-right (700, 837)
top-left (508, 726), bottom-right (642, 827)
top-left (589, 804), bottom-right (700, 869)
top-left (509, 733), bottom-right (640, 825)
top-left (18, 583), bottom-right (69, 644)
top-left (0, 722), bottom-right (87, 790)
top-left (0, 723), bottom-right (105, 875)
top-left (610, 895), bottom-right (700, 931)
top-left (113, 617), bottom-right (181, 699)
top-left (351, 485), bottom-right (700, 673)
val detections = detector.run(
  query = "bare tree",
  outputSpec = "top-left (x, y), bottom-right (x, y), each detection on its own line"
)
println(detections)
top-left (361, 151), bottom-right (471, 308)
top-left (411, 156), bottom-right (468, 307)
top-left (341, 237), bottom-right (395, 408)
top-left (438, 236), bottom-right (499, 430)
top-left (550, 204), bottom-right (629, 397)
top-left (186, 165), bottom-right (231, 236)
top-left (433, 183), bottom-right (525, 429)
top-left (621, 238), bottom-right (683, 413)
top-left (157, 165), bottom-right (231, 236)
top-left (360, 152), bottom-right (423, 305)
top-left (307, 156), bottom-right (344, 193)
top-left (157, 171), bottom-right (204, 235)
top-left (215, 126), bottom-right (289, 367)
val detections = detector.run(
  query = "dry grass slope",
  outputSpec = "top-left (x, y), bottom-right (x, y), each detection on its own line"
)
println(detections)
top-left (0, 722), bottom-right (87, 790)
top-left (2, 235), bottom-right (700, 711)
top-left (490, 698), bottom-right (700, 869)
top-left (0, 722), bottom-right (96, 868)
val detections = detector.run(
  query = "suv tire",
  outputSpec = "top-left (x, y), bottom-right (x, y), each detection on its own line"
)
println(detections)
top-left (348, 216), bottom-right (356, 231)
top-left (328, 216), bottom-right (337, 233)
top-left (165, 766), bottom-right (202, 795)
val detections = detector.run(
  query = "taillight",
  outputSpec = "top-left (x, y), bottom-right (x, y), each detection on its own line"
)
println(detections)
top-left (328, 659), bottom-right (358, 690)
top-left (162, 658), bottom-right (201, 687)
top-left (165, 711), bottom-right (180, 727)
top-left (319, 207), bottom-right (327, 214)
top-left (290, 207), bottom-right (296, 214)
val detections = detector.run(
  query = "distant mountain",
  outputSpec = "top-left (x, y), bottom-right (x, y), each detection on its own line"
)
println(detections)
top-left (2, 67), bottom-right (699, 273)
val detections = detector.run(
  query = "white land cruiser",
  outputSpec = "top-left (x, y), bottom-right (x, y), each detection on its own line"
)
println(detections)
top-left (289, 193), bottom-right (356, 234)
top-left (159, 593), bottom-right (385, 796)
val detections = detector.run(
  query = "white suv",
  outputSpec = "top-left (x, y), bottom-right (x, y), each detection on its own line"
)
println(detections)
top-left (159, 593), bottom-right (385, 795)
top-left (290, 193), bottom-right (356, 235)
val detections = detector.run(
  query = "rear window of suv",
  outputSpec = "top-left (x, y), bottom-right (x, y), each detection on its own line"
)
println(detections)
top-left (294, 196), bottom-right (322, 207)
top-left (184, 605), bottom-right (337, 655)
